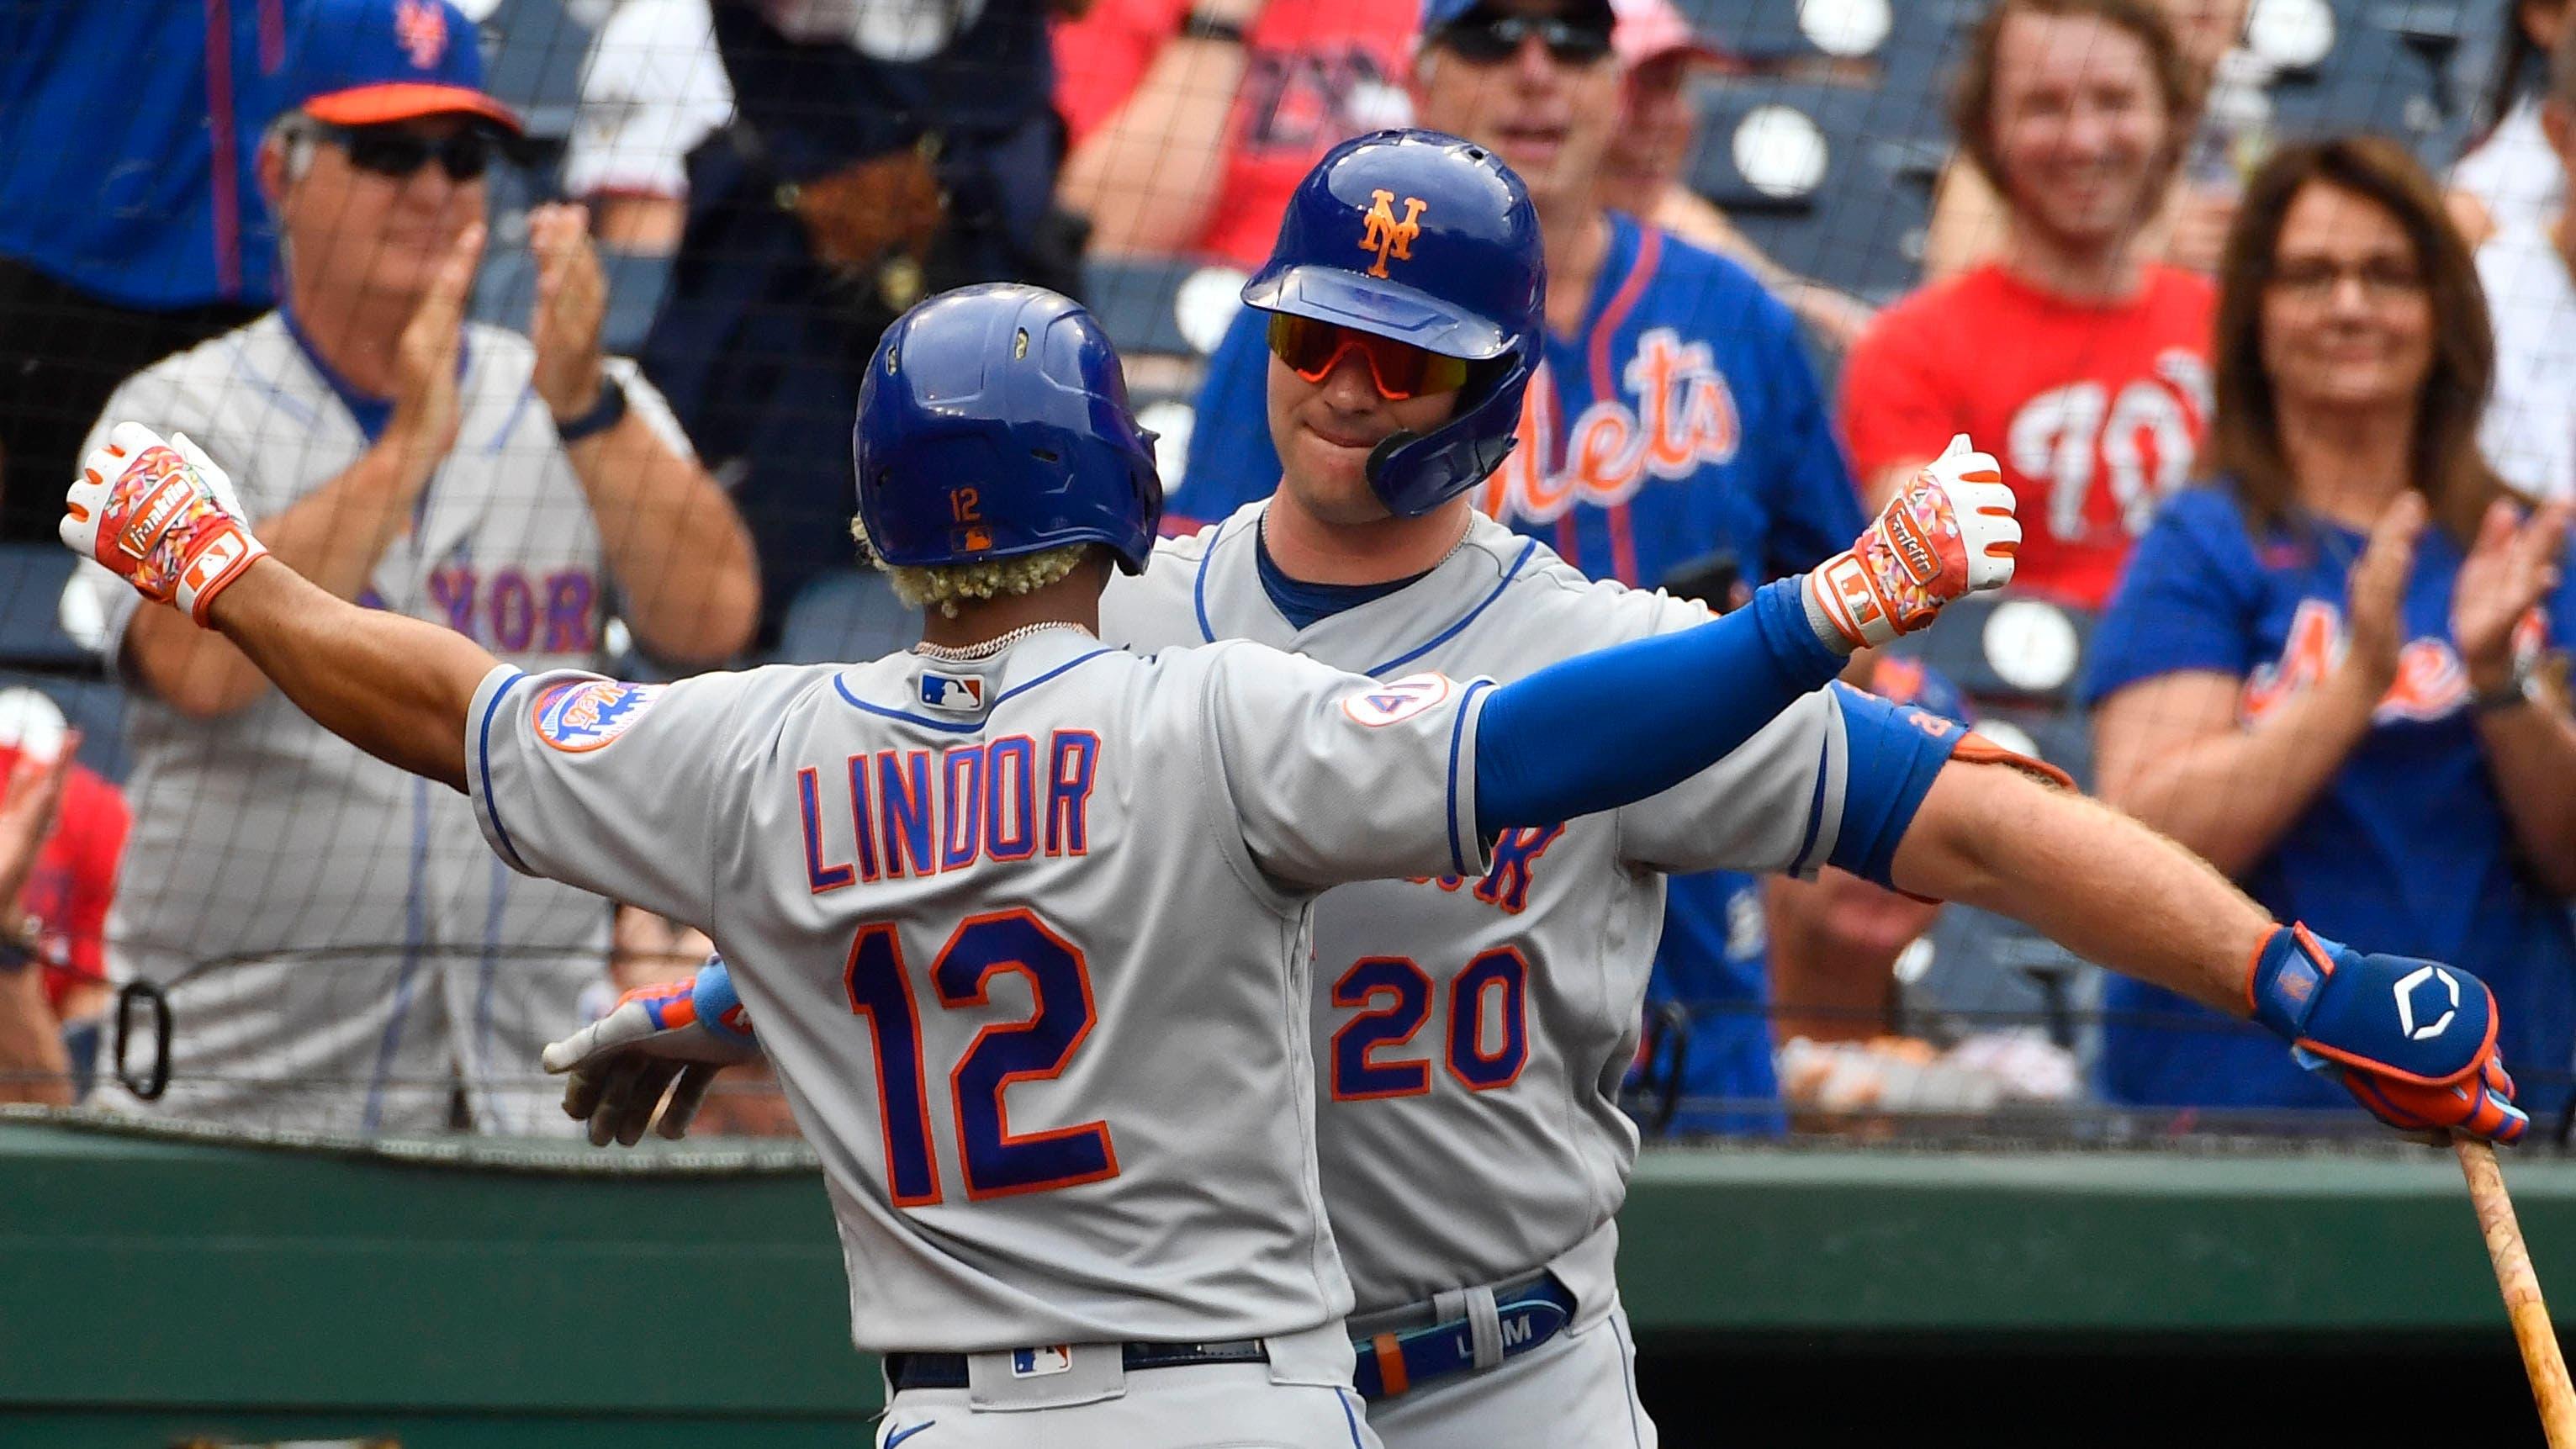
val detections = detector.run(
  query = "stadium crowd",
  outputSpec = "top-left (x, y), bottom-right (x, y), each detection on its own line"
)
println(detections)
top-left (0, 0), bottom-right (2572, 1140)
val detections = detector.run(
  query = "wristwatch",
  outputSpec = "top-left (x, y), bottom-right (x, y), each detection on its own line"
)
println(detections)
top-left (1182, 8), bottom-right (1250, 44)
top-left (0, 915), bottom-right (39, 973)
top-left (2470, 663), bottom-right (2539, 716)
top-left (555, 375), bottom-right (630, 446)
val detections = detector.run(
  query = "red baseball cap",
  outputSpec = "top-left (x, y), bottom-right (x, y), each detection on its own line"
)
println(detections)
top-left (1611, 0), bottom-right (1725, 67)
top-left (291, 0), bottom-right (521, 133)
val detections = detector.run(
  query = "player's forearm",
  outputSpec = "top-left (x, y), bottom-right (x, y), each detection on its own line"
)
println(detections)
top-left (2474, 701), bottom-right (2576, 895)
top-left (122, 439), bottom-right (437, 719)
top-left (564, 420), bottom-right (759, 665)
top-left (1055, 40), bottom-right (1245, 253)
top-left (202, 558), bottom-right (497, 792)
top-left (2097, 673), bottom-right (2375, 878)
top-left (1476, 578), bottom-right (1843, 831)
top-left (1893, 761), bottom-right (2270, 1014)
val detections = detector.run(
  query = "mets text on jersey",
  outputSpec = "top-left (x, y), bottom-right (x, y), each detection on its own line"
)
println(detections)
top-left (798, 732), bottom-right (1103, 888)
top-left (1470, 328), bottom-right (1741, 525)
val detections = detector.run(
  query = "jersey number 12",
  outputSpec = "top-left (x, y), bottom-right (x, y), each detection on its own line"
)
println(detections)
top-left (844, 909), bottom-right (1118, 1205)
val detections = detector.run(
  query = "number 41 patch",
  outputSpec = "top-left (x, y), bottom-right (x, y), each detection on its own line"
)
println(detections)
top-left (1341, 672), bottom-right (1453, 727)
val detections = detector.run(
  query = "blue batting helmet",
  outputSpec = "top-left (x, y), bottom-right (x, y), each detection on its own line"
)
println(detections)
top-left (1242, 128), bottom-right (1544, 518)
top-left (853, 283), bottom-right (1163, 574)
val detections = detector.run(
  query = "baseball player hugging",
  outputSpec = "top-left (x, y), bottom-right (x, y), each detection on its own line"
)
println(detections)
top-left (64, 253), bottom-right (2024, 1444)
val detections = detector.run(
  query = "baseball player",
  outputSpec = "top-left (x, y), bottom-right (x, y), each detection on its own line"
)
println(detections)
top-left (65, 273), bottom-right (2030, 1445)
top-left (532, 134), bottom-right (2527, 1449)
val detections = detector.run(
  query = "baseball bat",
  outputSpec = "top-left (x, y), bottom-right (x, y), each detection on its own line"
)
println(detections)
top-left (2457, 1137), bottom-right (2576, 1446)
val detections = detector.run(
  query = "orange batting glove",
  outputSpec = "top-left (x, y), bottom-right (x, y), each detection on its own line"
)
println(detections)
top-left (61, 422), bottom-right (267, 627)
top-left (1806, 434), bottom-right (2019, 651)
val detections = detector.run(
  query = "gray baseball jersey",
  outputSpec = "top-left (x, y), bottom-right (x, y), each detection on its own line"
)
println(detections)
top-left (465, 626), bottom-right (1498, 1353)
top-left (1100, 503), bottom-right (1864, 1320)
top-left (72, 313), bottom-right (692, 1133)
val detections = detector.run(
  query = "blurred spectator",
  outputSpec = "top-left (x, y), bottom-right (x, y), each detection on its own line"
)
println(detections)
top-left (0, 692), bottom-right (124, 1108)
top-left (564, 0), bottom-right (736, 254)
top-left (71, 0), bottom-right (756, 1134)
top-left (2475, 18), bottom-right (2576, 503)
top-left (0, 1), bottom-right (299, 542)
top-left (640, 0), bottom-right (1090, 638)
top-left (0, 690), bottom-right (126, 1060)
top-left (1924, 0), bottom-right (2267, 280)
top-left (2449, 0), bottom-right (2573, 250)
top-left (1595, 0), bottom-right (1875, 351)
top-left (1843, 0), bottom-right (2212, 610)
top-left (2085, 137), bottom-right (2576, 1118)
top-left (1054, 0), bottom-right (1416, 262)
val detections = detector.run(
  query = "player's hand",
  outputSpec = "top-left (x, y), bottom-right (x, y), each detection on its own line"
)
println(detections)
top-left (388, 222), bottom-right (482, 468)
top-left (2250, 923), bottom-right (2526, 1145)
top-left (542, 955), bottom-right (761, 1146)
top-left (62, 423), bottom-right (268, 626)
top-left (526, 204), bottom-right (608, 426)
top-left (1805, 435), bottom-right (2018, 650)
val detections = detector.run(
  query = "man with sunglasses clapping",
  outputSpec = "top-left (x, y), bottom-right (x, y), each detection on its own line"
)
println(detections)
top-left (65, 0), bottom-right (759, 1135)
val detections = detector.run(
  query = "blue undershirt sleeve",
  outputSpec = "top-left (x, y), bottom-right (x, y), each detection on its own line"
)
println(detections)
top-left (1822, 681), bottom-right (1970, 888)
top-left (1474, 578), bottom-right (1843, 834)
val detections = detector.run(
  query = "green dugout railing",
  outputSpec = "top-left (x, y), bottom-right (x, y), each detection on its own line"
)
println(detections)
top-left (5, 1114), bottom-right (2568, 1446)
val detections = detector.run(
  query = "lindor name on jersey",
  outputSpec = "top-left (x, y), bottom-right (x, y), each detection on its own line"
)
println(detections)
top-left (797, 731), bottom-right (1103, 890)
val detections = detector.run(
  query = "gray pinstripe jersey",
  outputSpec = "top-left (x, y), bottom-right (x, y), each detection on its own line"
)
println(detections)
top-left (1100, 503), bottom-right (1854, 1319)
top-left (71, 313), bottom-right (692, 1133)
top-left (466, 627), bottom-right (1494, 1352)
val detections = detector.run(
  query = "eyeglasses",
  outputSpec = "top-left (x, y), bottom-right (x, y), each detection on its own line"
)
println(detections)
top-left (1434, 11), bottom-right (1616, 66)
top-left (1267, 315), bottom-right (1475, 400)
top-left (320, 123), bottom-right (496, 182)
top-left (2265, 256), bottom-right (2427, 305)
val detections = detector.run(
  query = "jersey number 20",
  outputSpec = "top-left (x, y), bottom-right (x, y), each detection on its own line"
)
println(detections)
top-left (1330, 948), bottom-right (1530, 1100)
top-left (844, 909), bottom-right (1117, 1205)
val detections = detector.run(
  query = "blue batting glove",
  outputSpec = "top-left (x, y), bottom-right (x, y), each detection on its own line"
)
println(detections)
top-left (2249, 924), bottom-right (2526, 1145)
top-left (542, 955), bottom-right (761, 1145)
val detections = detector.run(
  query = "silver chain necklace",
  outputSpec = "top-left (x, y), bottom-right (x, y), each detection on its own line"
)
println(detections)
top-left (912, 620), bottom-right (1096, 662)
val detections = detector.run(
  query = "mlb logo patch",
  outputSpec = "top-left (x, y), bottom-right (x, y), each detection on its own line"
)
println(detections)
top-left (921, 671), bottom-right (986, 715)
top-left (1341, 671), bottom-right (1453, 727)
top-left (1010, 1345), bottom-right (1073, 1378)
top-left (534, 680), bottom-right (663, 753)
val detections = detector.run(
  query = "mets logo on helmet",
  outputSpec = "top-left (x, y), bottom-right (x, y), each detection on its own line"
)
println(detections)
top-left (395, 0), bottom-right (449, 69)
top-left (534, 680), bottom-right (664, 752)
top-left (1360, 189), bottom-right (1427, 278)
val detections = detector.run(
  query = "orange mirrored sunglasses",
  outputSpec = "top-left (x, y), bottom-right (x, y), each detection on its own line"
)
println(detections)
top-left (1267, 315), bottom-right (1474, 400)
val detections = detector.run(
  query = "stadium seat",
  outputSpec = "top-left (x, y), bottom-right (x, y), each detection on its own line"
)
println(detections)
top-left (479, 0), bottom-right (593, 141)
top-left (1880, 591), bottom-right (2096, 707)
top-left (0, 669), bottom-right (130, 783)
top-left (1083, 256), bottom-right (1251, 363)
top-left (1689, 81), bottom-right (1939, 299)
top-left (2267, 0), bottom-right (2468, 163)
top-left (775, 570), bottom-right (922, 667)
top-left (0, 544), bottom-right (84, 669)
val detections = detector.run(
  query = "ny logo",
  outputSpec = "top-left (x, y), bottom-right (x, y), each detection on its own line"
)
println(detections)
top-left (394, 0), bottom-right (449, 69)
top-left (1358, 188), bottom-right (1427, 278)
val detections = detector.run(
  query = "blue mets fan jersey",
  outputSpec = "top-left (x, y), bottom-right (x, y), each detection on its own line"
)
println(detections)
top-left (1102, 507), bottom-right (1977, 1318)
top-left (2083, 484), bottom-right (2576, 1113)
top-left (468, 629), bottom-right (1505, 1355)
top-left (1179, 214), bottom-right (1868, 1137)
